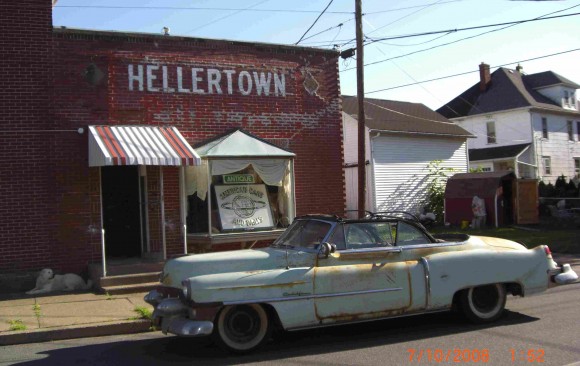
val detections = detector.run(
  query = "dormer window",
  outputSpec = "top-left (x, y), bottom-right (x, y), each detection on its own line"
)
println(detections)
top-left (564, 91), bottom-right (570, 107)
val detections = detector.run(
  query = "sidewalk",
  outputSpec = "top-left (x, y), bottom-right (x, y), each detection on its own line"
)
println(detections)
top-left (0, 291), bottom-right (153, 346)
top-left (0, 254), bottom-right (578, 346)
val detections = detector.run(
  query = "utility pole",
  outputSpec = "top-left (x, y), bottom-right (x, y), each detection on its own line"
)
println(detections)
top-left (355, 0), bottom-right (366, 218)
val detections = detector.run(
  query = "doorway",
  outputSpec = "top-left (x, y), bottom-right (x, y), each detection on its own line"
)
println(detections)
top-left (102, 166), bottom-right (142, 258)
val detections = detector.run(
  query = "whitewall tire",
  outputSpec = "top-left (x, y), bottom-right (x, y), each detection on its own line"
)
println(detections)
top-left (214, 304), bottom-right (271, 353)
top-left (460, 284), bottom-right (506, 323)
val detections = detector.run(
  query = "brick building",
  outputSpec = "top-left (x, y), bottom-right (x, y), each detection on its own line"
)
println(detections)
top-left (0, 1), bottom-right (344, 290)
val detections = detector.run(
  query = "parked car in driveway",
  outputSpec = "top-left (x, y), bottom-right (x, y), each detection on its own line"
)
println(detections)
top-left (145, 212), bottom-right (578, 353)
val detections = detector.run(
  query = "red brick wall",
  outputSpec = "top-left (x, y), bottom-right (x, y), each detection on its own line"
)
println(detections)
top-left (0, 1), bottom-right (56, 272)
top-left (1, 23), bottom-right (345, 272)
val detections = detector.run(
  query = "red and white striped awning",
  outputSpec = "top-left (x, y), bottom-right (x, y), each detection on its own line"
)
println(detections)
top-left (88, 125), bottom-right (200, 166)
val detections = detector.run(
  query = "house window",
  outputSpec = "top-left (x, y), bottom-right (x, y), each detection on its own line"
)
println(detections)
top-left (486, 121), bottom-right (496, 144)
top-left (568, 120), bottom-right (574, 141)
top-left (542, 156), bottom-right (551, 175)
top-left (564, 91), bottom-right (570, 107)
top-left (481, 167), bottom-right (492, 172)
top-left (577, 121), bottom-right (580, 141)
top-left (541, 118), bottom-right (548, 139)
top-left (575, 158), bottom-right (580, 178)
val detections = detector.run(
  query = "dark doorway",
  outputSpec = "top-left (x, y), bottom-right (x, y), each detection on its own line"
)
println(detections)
top-left (502, 179), bottom-right (514, 225)
top-left (102, 166), bottom-right (141, 258)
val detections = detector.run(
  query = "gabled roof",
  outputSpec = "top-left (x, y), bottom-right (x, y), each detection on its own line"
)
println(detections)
top-left (437, 68), bottom-right (580, 118)
top-left (342, 96), bottom-right (473, 138)
top-left (193, 129), bottom-right (295, 158)
top-left (468, 143), bottom-right (530, 162)
top-left (524, 71), bottom-right (580, 89)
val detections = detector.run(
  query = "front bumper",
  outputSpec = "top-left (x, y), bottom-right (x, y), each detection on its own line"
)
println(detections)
top-left (145, 289), bottom-right (214, 337)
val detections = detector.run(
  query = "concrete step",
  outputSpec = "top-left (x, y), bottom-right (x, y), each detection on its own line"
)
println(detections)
top-left (99, 272), bottom-right (161, 287)
top-left (100, 282), bottom-right (160, 295)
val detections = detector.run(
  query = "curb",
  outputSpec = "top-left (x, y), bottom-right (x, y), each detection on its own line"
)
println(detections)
top-left (0, 319), bottom-right (152, 346)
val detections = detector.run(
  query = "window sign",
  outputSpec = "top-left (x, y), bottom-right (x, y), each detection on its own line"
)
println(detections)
top-left (223, 174), bottom-right (255, 184)
top-left (215, 184), bottom-right (274, 231)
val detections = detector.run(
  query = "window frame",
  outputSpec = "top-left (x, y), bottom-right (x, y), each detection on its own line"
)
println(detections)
top-left (568, 120), bottom-right (574, 141)
top-left (542, 156), bottom-right (551, 176)
top-left (541, 117), bottom-right (548, 139)
top-left (575, 158), bottom-right (580, 178)
top-left (486, 121), bottom-right (496, 144)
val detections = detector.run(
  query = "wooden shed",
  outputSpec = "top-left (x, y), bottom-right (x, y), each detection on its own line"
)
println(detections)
top-left (444, 171), bottom-right (539, 227)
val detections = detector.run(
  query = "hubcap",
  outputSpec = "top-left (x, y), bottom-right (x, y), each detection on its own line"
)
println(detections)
top-left (471, 285), bottom-right (499, 313)
top-left (224, 306), bottom-right (260, 343)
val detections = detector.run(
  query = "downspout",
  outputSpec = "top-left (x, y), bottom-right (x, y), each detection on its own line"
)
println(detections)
top-left (369, 131), bottom-right (381, 212)
top-left (160, 167), bottom-right (166, 260)
top-left (99, 167), bottom-right (106, 277)
top-left (207, 160), bottom-right (212, 236)
top-left (180, 166), bottom-right (187, 255)
top-left (494, 189), bottom-right (499, 228)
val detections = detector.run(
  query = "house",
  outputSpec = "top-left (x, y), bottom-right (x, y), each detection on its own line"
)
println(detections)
top-left (437, 63), bottom-right (580, 183)
top-left (342, 96), bottom-right (473, 216)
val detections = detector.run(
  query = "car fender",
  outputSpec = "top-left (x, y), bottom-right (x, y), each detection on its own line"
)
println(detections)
top-left (424, 246), bottom-right (549, 308)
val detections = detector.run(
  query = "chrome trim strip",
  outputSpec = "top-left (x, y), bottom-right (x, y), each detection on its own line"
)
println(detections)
top-left (287, 308), bottom-right (450, 332)
top-left (420, 257), bottom-right (431, 309)
top-left (399, 242), bottom-right (466, 250)
top-left (339, 247), bottom-right (402, 254)
top-left (222, 287), bottom-right (403, 306)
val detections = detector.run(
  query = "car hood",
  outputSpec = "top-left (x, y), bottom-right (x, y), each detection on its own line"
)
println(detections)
top-left (160, 247), bottom-right (315, 288)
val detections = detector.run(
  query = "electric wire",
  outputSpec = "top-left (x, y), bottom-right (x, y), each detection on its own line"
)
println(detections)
top-left (296, 0), bottom-right (334, 45)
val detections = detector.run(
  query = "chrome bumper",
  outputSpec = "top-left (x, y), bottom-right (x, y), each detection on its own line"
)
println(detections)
top-left (549, 264), bottom-right (579, 285)
top-left (144, 290), bottom-right (214, 337)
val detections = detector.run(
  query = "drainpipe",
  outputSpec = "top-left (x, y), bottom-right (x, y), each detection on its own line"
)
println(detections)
top-left (494, 190), bottom-right (499, 228)
top-left (180, 166), bottom-right (187, 255)
top-left (99, 167), bottom-right (107, 277)
top-left (160, 167), bottom-right (166, 260)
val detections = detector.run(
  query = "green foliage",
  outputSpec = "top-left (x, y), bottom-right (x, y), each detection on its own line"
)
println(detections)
top-left (132, 306), bottom-right (152, 320)
top-left (8, 319), bottom-right (27, 331)
top-left (469, 166), bottom-right (484, 173)
top-left (424, 160), bottom-right (455, 223)
top-left (33, 303), bottom-right (41, 319)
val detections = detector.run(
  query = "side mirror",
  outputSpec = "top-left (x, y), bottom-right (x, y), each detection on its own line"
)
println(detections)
top-left (318, 242), bottom-right (337, 259)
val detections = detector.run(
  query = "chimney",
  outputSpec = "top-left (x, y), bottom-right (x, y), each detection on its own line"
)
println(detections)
top-left (479, 62), bottom-right (491, 92)
top-left (515, 63), bottom-right (523, 73)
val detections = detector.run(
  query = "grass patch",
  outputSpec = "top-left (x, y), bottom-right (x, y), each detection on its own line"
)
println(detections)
top-left (131, 306), bottom-right (152, 320)
top-left (8, 319), bottom-right (27, 331)
top-left (431, 226), bottom-right (580, 253)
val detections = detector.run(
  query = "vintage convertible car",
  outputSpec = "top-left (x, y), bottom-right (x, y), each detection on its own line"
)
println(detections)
top-left (145, 213), bottom-right (578, 353)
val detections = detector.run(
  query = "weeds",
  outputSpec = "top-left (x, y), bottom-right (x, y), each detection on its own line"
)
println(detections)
top-left (8, 319), bottom-right (27, 331)
top-left (132, 306), bottom-right (152, 320)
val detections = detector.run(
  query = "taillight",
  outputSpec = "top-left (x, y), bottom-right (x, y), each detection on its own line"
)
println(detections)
top-left (544, 245), bottom-right (552, 256)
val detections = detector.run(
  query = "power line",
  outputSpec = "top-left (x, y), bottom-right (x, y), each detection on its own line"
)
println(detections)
top-left (342, 9), bottom-right (580, 71)
top-left (296, 0), bottom-right (335, 45)
top-left (298, 18), bottom-right (354, 44)
top-left (52, 4), bottom-right (352, 14)
top-left (183, 0), bottom-right (270, 35)
top-left (364, 48), bottom-right (580, 94)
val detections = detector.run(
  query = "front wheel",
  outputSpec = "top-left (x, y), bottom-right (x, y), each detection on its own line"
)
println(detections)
top-left (460, 284), bottom-right (506, 323)
top-left (213, 304), bottom-right (271, 353)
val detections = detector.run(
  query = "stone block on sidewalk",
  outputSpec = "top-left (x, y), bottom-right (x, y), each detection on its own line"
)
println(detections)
top-left (38, 298), bottom-right (137, 328)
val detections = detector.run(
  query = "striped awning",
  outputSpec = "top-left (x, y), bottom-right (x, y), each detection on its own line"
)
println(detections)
top-left (88, 125), bottom-right (201, 166)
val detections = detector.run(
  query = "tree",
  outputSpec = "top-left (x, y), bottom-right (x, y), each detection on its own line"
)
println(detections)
top-left (424, 160), bottom-right (455, 224)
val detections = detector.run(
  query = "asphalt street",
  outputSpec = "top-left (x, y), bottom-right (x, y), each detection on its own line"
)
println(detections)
top-left (1, 282), bottom-right (578, 366)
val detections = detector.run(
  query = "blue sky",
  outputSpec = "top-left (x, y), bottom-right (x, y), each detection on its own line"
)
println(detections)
top-left (52, 0), bottom-right (580, 110)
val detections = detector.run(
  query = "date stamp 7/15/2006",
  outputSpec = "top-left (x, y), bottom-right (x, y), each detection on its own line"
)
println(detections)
top-left (407, 349), bottom-right (545, 363)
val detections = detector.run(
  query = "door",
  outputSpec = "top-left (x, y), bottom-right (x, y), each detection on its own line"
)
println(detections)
top-left (515, 179), bottom-right (539, 224)
top-left (102, 166), bottom-right (142, 258)
top-left (313, 221), bottom-right (411, 324)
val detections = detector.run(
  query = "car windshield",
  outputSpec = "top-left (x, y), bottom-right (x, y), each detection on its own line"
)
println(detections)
top-left (272, 219), bottom-right (332, 250)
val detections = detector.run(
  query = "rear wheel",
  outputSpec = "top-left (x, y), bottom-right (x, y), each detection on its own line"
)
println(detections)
top-left (460, 284), bottom-right (506, 323)
top-left (213, 304), bottom-right (271, 353)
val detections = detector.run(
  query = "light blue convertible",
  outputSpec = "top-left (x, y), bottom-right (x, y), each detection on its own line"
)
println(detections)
top-left (145, 213), bottom-right (578, 353)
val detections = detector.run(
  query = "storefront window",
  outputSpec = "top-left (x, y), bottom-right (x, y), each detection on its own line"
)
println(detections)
top-left (185, 159), bottom-right (294, 235)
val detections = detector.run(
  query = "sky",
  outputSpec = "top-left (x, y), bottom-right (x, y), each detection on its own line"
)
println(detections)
top-left (52, 0), bottom-right (580, 111)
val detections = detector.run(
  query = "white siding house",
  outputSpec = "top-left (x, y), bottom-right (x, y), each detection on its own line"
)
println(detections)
top-left (342, 96), bottom-right (472, 216)
top-left (438, 63), bottom-right (580, 184)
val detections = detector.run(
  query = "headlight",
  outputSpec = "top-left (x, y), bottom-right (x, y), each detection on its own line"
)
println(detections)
top-left (181, 280), bottom-right (189, 299)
